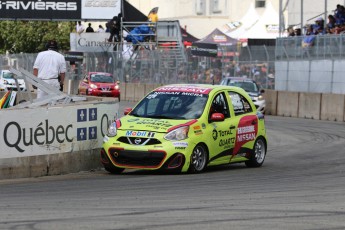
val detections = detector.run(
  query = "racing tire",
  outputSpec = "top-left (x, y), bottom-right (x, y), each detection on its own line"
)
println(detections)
top-left (188, 144), bottom-right (208, 173)
top-left (245, 137), bottom-right (266, 168)
top-left (104, 165), bottom-right (125, 174)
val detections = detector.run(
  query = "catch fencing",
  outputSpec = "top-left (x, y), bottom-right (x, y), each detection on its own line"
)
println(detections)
top-left (0, 45), bottom-right (276, 90)
top-left (2, 34), bottom-right (345, 94)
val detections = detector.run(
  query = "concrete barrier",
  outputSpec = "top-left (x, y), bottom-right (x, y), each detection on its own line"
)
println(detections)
top-left (298, 93), bottom-right (321, 120)
top-left (0, 96), bottom-right (118, 179)
top-left (265, 90), bottom-right (277, 115)
top-left (321, 94), bottom-right (345, 122)
top-left (276, 91), bottom-right (299, 117)
top-left (1, 84), bottom-right (345, 180)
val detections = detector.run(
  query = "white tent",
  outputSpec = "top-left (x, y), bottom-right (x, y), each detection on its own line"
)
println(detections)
top-left (224, 1), bottom-right (285, 39)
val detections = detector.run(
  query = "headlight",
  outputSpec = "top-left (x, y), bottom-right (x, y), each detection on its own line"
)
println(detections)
top-left (107, 122), bottom-right (117, 137)
top-left (114, 85), bottom-right (119, 90)
top-left (164, 126), bottom-right (189, 141)
top-left (90, 84), bottom-right (97, 89)
top-left (258, 95), bottom-right (264, 101)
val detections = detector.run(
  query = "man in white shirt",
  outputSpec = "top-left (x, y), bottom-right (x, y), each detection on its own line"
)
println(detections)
top-left (76, 21), bottom-right (85, 34)
top-left (33, 40), bottom-right (66, 99)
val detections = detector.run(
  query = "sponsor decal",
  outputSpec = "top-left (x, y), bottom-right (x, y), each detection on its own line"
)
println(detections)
top-left (212, 129), bottom-right (218, 140)
top-left (194, 130), bottom-right (203, 135)
top-left (125, 131), bottom-right (155, 138)
top-left (173, 142), bottom-right (188, 147)
top-left (175, 147), bottom-right (186, 150)
top-left (193, 125), bottom-right (201, 130)
top-left (219, 137), bottom-right (235, 147)
top-left (201, 123), bottom-right (206, 129)
top-left (233, 115), bottom-right (258, 154)
top-left (155, 85), bottom-right (212, 94)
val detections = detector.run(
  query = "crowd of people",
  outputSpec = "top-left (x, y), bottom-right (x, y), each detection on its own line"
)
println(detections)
top-left (288, 4), bottom-right (345, 37)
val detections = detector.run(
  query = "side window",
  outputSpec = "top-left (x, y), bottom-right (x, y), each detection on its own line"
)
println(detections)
top-left (209, 92), bottom-right (230, 118)
top-left (229, 91), bottom-right (253, 116)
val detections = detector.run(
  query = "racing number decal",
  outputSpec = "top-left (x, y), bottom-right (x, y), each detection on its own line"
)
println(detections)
top-left (233, 115), bottom-right (258, 155)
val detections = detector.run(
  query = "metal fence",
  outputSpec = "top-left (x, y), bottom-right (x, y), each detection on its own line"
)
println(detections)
top-left (2, 34), bottom-right (345, 94)
top-left (0, 45), bottom-right (276, 90)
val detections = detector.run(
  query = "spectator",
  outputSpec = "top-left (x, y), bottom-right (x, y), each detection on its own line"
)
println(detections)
top-left (97, 25), bottom-right (105, 33)
top-left (312, 17), bottom-right (325, 35)
top-left (327, 15), bottom-right (336, 31)
top-left (294, 27), bottom-right (302, 36)
top-left (148, 8), bottom-right (158, 23)
top-left (107, 16), bottom-right (120, 42)
top-left (287, 26), bottom-right (295, 36)
top-left (33, 40), bottom-right (66, 99)
top-left (85, 23), bottom-right (94, 32)
top-left (76, 21), bottom-right (85, 35)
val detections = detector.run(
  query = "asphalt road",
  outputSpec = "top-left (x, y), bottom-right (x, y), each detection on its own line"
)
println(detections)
top-left (1, 101), bottom-right (345, 230)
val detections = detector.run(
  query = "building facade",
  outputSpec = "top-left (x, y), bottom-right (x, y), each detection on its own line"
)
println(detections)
top-left (127, 0), bottom-right (282, 39)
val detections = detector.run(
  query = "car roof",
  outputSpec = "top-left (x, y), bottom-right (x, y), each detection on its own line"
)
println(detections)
top-left (222, 77), bottom-right (256, 82)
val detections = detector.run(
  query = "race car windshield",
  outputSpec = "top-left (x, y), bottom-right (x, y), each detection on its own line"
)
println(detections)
top-left (90, 74), bottom-right (114, 83)
top-left (130, 91), bottom-right (208, 119)
top-left (3, 72), bottom-right (14, 79)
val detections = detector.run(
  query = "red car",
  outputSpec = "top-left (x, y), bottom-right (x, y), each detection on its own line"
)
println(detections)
top-left (78, 72), bottom-right (120, 101)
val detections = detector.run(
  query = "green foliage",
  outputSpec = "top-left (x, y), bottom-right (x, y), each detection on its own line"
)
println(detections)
top-left (0, 21), bottom-right (75, 54)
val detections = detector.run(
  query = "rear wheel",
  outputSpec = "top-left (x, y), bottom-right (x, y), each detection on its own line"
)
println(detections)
top-left (245, 138), bottom-right (266, 167)
top-left (188, 144), bottom-right (208, 173)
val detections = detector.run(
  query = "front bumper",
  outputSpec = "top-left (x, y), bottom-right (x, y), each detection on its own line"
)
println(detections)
top-left (102, 137), bottom-right (190, 172)
top-left (88, 89), bottom-right (120, 97)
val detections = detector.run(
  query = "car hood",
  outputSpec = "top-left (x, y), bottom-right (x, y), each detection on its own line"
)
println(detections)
top-left (247, 92), bottom-right (260, 97)
top-left (1, 78), bottom-right (25, 85)
top-left (92, 82), bottom-right (117, 87)
top-left (119, 116), bottom-right (193, 133)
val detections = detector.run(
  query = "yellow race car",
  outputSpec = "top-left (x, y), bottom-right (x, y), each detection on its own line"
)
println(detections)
top-left (101, 84), bottom-right (267, 173)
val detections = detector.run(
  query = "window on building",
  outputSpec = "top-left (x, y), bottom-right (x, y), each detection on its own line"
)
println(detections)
top-left (211, 0), bottom-right (221, 13)
top-left (196, 0), bottom-right (206, 15)
top-left (255, 0), bottom-right (266, 8)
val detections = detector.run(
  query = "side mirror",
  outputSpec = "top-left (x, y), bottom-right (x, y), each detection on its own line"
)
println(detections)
top-left (83, 78), bottom-right (88, 83)
top-left (210, 113), bottom-right (225, 122)
top-left (116, 80), bottom-right (120, 85)
top-left (124, 107), bottom-right (132, 115)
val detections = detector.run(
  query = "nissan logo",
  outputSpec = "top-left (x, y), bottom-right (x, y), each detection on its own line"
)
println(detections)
top-left (134, 138), bottom-right (142, 145)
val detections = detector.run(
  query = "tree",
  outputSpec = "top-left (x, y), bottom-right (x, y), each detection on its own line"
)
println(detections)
top-left (0, 21), bottom-right (75, 54)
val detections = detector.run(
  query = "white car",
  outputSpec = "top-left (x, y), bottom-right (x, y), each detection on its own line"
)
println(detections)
top-left (0, 70), bottom-right (26, 91)
top-left (220, 77), bottom-right (266, 113)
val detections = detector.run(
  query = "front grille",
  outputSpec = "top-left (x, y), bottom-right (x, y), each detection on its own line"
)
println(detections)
top-left (117, 136), bottom-right (162, 145)
top-left (109, 148), bottom-right (166, 167)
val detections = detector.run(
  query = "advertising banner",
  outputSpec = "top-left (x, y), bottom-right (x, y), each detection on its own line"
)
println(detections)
top-left (0, 0), bottom-right (121, 20)
top-left (0, 102), bottom-right (118, 159)
top-left (191, 43), bottom-right (218, 57)
top-left (70, 33), bottom-right (115, 52)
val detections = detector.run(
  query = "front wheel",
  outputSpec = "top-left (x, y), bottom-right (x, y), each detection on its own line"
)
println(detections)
top-left (245, 138), bottom-right (266, 167)
top-left (188, 144), bottom-right (208, 173)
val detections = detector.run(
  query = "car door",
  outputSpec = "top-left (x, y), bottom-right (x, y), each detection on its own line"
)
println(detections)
top-left (227, 90), bottom-right (258, 162)
top-left (206, 91), bottom-right (237, 166)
